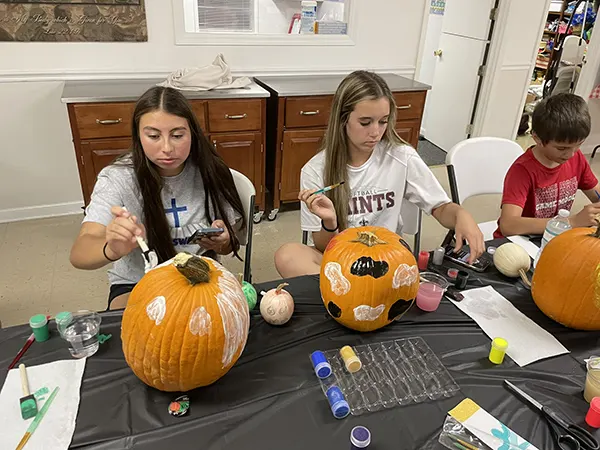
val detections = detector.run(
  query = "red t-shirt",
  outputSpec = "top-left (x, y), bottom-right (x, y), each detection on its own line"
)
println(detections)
top-left (494, 147), bottom-right (598, 238)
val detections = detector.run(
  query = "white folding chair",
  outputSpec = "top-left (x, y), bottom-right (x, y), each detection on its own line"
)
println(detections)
top-left (301, 200), bottom-right (422, 257)
top-left (230, 169), bottom-right (255, 283)
top-left (445, 137), bottom-right (524, 240)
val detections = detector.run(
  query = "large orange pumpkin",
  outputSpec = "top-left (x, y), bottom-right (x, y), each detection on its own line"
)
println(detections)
top-left (121, 253), bottom-right (249, 391)
top-left (532, 223), bottom-right (600, 330)
top-left (320, 226), bottom-right (419, 332)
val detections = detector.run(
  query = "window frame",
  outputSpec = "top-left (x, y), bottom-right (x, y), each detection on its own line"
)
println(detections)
top-left (173, 0), bottom-right (356, 47)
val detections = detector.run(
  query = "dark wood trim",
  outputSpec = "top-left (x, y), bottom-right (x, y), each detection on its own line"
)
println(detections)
top-left (67, 103), bottom-right (89, 206)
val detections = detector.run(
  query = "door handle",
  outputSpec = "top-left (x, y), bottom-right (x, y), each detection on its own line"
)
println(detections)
top-left (225, 114), bottom-right (247, 120)
top-left (434, 49), bottom-right (443, 57)
top-left (96, 118), bottom-right (123, 125)
top-left (300, 110), bottom-right (320, 116)
top-left (396, 104), bottom-right (412, 110)
top-left (213, 140), bottom-right (217, 149)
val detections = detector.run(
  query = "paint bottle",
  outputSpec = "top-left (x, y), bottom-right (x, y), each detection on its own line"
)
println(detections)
top-left (55, 311), bottom-right (73, 338)
top-left (340, 345), bottom-right (362, 373)
top-left (432, 247), bottom-right (445, 265)
top-left (418, 251), bottom-right (430, 270)
top-left (310, 350), bottom-right (332, 379)
top-left (29, 314), bottom-right (50, 342)
top-left (584, 358), bottom-right (600, 403)
top-left (326, 386), bottom-right (350, 419)
top-left (350, 426), bottom-right (371, 449)
top-left (586, 397), bottom-right (600, 428)
top-left (489, 337), bottom-right (508, 364)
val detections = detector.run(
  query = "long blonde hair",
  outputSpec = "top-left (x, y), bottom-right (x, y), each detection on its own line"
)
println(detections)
top-left (323, 70), bottom-right (406, 230)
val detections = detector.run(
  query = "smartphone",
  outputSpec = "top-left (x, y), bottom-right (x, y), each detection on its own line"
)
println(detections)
top-left (190, 227), bottom-right (224, 244)
top-left (443, 245), bottom-right (491, 272)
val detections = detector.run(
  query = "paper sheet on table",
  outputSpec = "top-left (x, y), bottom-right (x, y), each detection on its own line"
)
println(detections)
top-left (0, 359), bottom-right (86, 450)
top-left (450, 286), bottom-right (569, 366)
top-left (507, 235), bottom-right (539, 259)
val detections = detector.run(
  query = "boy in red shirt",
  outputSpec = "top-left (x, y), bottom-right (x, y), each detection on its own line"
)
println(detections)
top-left (497, 93), bottom-right (600, 237)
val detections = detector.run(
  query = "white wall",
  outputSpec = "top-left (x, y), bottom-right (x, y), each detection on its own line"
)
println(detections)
top-left (475, 0), bottom-right (550, 138)
top-left (0, 0), bottom-right (426, 222)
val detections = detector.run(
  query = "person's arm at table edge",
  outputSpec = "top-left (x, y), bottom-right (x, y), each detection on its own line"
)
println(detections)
top-left (499, 204), bottom-right (549, 236)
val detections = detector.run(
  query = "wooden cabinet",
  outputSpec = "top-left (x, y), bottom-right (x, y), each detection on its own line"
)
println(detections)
top-left (280, 129), bottom-right (325, 201)
top-left (67, 98), bottom-right (266, 211)
top-left (395, 119), bottom-right (421, 148)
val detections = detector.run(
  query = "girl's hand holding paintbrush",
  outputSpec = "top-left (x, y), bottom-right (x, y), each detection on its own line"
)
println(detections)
top-left (105, 206), bottom-right (148, 261)
top-left (298, 182), bottom-right (345, 231)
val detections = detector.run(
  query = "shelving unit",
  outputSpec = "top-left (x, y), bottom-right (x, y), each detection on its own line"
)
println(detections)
top-left (536, 0), bottom-right (571, 81)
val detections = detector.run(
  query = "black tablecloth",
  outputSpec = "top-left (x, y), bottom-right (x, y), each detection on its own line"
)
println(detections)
top-left (2, 241), bottom-right (600, 450)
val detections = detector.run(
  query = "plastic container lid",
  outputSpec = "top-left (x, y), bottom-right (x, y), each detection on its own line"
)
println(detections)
top-left (586, 397), bottom-right (600, 428)
top-left (55, 311), bottom-right (73, 326)
top-left (492, 337), bottom-right (508, 351)
top-left (487, 246), bottom-right (497, 255)
top-left (447, 268), bottom-right (459, 279)
top-left (29, 314), bottom-right (48, 329)
top-left (558, 209), bottom-right (570, 218)
top-left (315, 362), bottom-right (332, 379)
top-left (351, 426), bottom-right (371, 448)
top-left (332, 399), bottom-right (350, 419)
top-left (344, 356), bottom-right (362, 373)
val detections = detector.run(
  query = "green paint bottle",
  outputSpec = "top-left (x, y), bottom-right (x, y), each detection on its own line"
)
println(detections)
top-left (29, 314), bottom-right (49, 342)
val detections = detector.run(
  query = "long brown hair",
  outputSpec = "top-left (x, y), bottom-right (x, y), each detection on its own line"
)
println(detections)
top-left (322, 71), bottom-right (407, 230)
top-left (116, 86), bottom-right (245, 262)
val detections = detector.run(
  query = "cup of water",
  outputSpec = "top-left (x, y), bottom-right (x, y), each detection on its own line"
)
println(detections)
top-left (60, 310), bottom-right (102, 358)
top-left (416, 272), bottom-right (450, 312)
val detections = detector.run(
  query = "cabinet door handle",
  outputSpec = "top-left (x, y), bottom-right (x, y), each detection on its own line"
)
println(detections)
top-left (396, 104), bottom-right (412, 110)
top-left (213, 140), bottom-right (217, 148)
top-left (225, 114), bottom-right (247, 120)
top-left (96, 118), bottom-right (123, 125)
top-left (300, 110), bottom-right (320, 116)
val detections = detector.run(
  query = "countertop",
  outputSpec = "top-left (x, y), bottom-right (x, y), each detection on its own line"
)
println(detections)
top-left (61, 79), bottom-right (270, 103)
top-left (254, 74), bottom-right (431, 96)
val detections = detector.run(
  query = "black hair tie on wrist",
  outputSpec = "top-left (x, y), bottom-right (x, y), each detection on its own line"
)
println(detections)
top-left (321, 219), bottom-right (339, 233)
top-left (103, 242), bottom-right (119, 262)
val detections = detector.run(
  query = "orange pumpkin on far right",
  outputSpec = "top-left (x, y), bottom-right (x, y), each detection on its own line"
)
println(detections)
top-left (532, 222), bottom-right (600, 330)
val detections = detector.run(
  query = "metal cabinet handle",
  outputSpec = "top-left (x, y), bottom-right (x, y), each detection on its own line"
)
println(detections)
top-left (225, 114), bottom-right (247, 120)
top-left (96, 118), bottom-right (123, 125)
top-left (300, 110), bottom-right (320, 116)
top-left (396, 104), bottom-right (412, 110)
top-left (213, 140), bottom-right (217, 148)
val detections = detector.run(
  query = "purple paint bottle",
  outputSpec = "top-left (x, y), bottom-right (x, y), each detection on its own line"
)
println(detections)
top-left (350, 426), bottom-right (371, 449)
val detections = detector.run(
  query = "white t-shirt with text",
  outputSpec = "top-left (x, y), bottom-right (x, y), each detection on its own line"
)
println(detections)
top-left (300, 141), bottom-right (451, 234)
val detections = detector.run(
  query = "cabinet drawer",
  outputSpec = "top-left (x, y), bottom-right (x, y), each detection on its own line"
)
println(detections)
top-left (285, 96), bottom-right (332, 128)
top-left (207, 100), bottom-right (262, 132)
top-left (393, 91), bottom-right (426, 121)
top-left (73, 102), bottom-right (135, 139)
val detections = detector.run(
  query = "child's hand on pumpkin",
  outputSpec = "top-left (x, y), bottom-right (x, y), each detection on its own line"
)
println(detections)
top-left (299, 189), bottom-right (337, 225)
top-left (106, 206), bottom-right (147, 260)
top-left (571, 203), bottom-right (600, 228)
top-left (197, 220), bottom-right (231, 255)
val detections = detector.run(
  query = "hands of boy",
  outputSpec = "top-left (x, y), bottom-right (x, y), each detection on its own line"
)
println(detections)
top-left (105, 206), bottom-right (147, 260)
top-left (571, 203), bottom-right (600, 228)
top-left (299, 189), bottom-right (337, 229)
top-left (197, 220), bottom-right (231, 255)
top-left (453, 209), bottom-right (485, 264)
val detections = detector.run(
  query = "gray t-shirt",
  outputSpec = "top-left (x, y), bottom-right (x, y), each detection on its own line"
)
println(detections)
top-left (84, 158), bottom-right (243, 285)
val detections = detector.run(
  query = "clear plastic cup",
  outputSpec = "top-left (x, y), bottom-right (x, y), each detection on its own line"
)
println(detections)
top-left (416, 272), bottom-right (450, 312)
top-left (60, 310), bottom-right (102, 358)
top-left (585, 357), bottom-right (600, 403)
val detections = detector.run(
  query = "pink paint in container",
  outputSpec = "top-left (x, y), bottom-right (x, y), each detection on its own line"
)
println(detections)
top-left (416, 272), bottom-right (450, 312)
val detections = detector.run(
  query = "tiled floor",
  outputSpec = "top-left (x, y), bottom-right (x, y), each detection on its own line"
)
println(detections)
top-left (1, 136), bottom-right (598, 327)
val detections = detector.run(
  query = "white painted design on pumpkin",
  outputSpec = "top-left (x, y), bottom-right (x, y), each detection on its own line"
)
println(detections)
top-left (212, 260), bottom-right (249, 368)
top-left (392, 264), bottom-right (419, 288)
top-left (353, 304), bottom-right (385, 321)
top-left (189, 306), bottom-right (212, 336)
top-left (324, 262), bottom-right (351, 296)
top-left (146, 296), bottom-right (166, 325)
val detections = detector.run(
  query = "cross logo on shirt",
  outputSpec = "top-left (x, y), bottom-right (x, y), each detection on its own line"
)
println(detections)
top-left (165, 198), bottom-right (187, 228)
top-left (359, 218), bottom-right (369, 226)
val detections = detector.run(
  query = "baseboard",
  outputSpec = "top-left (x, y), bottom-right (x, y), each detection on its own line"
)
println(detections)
top-left (0, 201), bottom-right (83, 223)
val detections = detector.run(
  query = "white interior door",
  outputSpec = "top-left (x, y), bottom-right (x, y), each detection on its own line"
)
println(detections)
top-left (422, 0), bottom-right (495, 152)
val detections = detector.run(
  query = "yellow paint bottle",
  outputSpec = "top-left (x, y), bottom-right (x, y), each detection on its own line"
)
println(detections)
top-left (489, 337), bottom-right (508, 364)
top-left (340, 345), bottom-right (362, 373)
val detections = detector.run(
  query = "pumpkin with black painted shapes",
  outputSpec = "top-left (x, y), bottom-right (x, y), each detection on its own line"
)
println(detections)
top-left (532, 223), bottom-right (600, 330)
top-left (320, 226), bottom-right (419, 332)
top-left (121, 253), bottom-right (249, 392)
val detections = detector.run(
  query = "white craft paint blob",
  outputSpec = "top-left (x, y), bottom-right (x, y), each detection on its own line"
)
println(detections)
top-left (392, 264), bottom-right (419, 288)
top-left (324, 262), bottom-right (351, 295)
top-left (146, 296), bottom-right (166, 325)
top-left (353, 304), bottom-right (385, 321)
top-left (189, 306), bottom-right (212, 336)
top-left (213, 260), bottom-right (249, 368)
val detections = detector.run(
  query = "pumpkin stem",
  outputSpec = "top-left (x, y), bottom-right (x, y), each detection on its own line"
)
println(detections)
top-left (275, 283), bottom-right (289, 294)
top-left (237, 273), bottom-right (244, 285)
top-left (174, 253), bottom-right (211, 285)
top-left (351, 231), bottom-right (387, 247)
top-left (518, 268), bottom-right (531, 288)
top-left (592, 216), bottom-right (600, 238)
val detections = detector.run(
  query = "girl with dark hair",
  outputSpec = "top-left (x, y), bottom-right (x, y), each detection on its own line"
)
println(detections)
top-left (70, 86), bottom-right (245, 309)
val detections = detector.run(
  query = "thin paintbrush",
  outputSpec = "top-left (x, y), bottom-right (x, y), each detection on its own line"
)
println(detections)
top-left (121, 207), bottom-right (157, 270)
top-left (15, 386), bottom-right (59, 450)
top-left (313, 181), bottom-right (345, 196)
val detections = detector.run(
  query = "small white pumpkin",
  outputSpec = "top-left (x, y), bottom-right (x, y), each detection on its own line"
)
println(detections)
top-left (260, 283), bottom-right (294, 325)
top-left (493, 243), bottom-right (531, 286)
